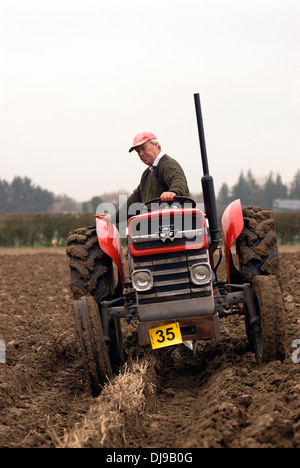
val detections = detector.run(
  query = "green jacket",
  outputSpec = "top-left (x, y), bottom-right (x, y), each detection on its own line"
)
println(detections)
top-left (116, 154), bottom-right (190, 222)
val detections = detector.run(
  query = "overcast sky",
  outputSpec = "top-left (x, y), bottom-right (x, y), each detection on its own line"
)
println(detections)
top-left (0, 0), bottom-right (299, 202)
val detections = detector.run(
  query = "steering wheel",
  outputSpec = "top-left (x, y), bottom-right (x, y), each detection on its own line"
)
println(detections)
top-left (142, 196), bottom-right (197, 210)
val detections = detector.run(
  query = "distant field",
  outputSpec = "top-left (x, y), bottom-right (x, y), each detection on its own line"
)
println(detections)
top-left (278, 245), bottom-right (300, 253)
top-left (0, 247), bottom-right (66, 255)
top-left (0, 245), bottom-right (299, 256)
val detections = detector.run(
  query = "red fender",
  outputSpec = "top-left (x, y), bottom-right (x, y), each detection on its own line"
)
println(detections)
top-left (95, 216), bottom-right (124, 288)
top-left (221, 199), bottom-right (244, 282)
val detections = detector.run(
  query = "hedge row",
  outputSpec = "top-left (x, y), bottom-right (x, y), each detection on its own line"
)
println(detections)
top-left (274, 211), bottom-right (300, 245)
top-left (0, 211), bottom-right (299, 247)
top-left (0, 213), bottom-right (96, 247)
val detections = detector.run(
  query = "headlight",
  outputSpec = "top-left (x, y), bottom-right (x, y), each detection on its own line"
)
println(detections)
top-left (132, 269), bottom-right (153, 291)
top-left (190, 263), bottom-right (211, 285)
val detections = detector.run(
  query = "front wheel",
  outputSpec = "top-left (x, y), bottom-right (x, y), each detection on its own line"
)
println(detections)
top-left (75, 295), bottom-right (113, 396)
top-left (66, 226), bottom-right (124, 394)
top-left (250, 275), bottom-right (286, 364)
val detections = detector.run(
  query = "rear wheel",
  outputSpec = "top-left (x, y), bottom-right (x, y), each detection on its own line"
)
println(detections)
top-left (66, 226), bottom-right (111, 303)
top-left (250, 275), bottom-right (286, 364)
top-left (66, 226), bottom-right (124, 394)
top-left (236, 206), bottom-right (280, 282)
top-left (236, 207), bottom-right (286, 363)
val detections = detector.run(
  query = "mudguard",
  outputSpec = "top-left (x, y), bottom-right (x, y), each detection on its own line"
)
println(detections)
top-left (221, 199), bottom-right (244, 282)
top-left (95, 216), bottom-right (124, 288)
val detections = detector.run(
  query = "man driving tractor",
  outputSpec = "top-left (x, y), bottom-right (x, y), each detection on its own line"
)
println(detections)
top-left (115, 131), bottom-right (190, 222)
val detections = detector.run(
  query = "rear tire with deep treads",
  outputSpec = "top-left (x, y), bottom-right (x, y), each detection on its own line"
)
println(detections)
top-left (236, 207), bottom-right (286, 363)
top-left (236, 206), bottom-right (280, 283)
top-left (66, 226), bottom-right (111, 303)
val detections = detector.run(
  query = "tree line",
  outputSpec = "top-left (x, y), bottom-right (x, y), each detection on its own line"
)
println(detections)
top-left (0, 177), bottom-right (126, 214)
top-left (0, 177), bottom-right (55, 214)
top-left (1, 170), bottom-right (299, 216)
top-left (217, 169), bottom-right (300, 208)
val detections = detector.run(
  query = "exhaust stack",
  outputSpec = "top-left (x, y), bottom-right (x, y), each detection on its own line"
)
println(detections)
top-left (194, 93), bottom-right (219, 247)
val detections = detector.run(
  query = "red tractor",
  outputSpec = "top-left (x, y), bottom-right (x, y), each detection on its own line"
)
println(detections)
top-left (66, 94), bottom-right (286, 395)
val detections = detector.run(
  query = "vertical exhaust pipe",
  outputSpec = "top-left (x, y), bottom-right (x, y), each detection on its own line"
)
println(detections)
top-left (194, 93), bottom-right (219, 248)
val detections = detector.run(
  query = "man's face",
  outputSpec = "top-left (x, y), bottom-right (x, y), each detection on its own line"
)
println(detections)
top-left (135, 141), bottom-right (160, 166)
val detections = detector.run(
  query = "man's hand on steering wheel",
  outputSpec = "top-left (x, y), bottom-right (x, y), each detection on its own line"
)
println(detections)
top-left (160, 191), bottom-right (176, 202)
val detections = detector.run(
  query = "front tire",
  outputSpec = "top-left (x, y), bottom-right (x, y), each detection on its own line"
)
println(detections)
top-left (250, 275), bottom-right (286, 364)
top-left (66, 226), bottom-right (124, 393)
top-left (75, 295), bottom-right (113, 396)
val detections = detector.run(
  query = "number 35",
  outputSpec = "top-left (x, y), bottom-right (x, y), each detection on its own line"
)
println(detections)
top-left (156, 327), bottom-right (175, 343)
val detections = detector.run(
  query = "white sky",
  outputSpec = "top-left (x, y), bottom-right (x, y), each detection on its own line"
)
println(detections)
top-left (0, 0), bottom-right (299, 202)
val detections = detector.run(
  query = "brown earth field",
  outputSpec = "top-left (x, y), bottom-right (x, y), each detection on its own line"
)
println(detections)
top-left (0, 246), bottom-right (299, 449)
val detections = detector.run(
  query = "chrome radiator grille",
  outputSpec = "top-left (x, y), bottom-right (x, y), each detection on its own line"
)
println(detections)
top-left (132, 249), bottom-right (212, 305)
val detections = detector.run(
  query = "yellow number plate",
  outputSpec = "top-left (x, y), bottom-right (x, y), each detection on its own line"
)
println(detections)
top-left (149, 322), bottom-right (182, 350)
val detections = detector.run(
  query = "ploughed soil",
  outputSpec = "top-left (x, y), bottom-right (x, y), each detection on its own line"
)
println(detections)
top-left (0, 246), bottom-right (299, 448)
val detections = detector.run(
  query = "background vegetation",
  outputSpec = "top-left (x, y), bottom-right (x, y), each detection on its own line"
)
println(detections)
top-left (0, 210), bottom-right (299, 247)
top-left (0, 169), bottom-right (299, 247)
top-left (0, 213), bottom-right (95, 247)
top-left (1, 169), bottom-right (300, 214)
top-left (217, 169), bottom-right (300, 208)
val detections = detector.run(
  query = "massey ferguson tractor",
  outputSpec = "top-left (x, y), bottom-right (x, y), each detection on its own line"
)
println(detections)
top-left (66, 94), bottom-right (286, 396)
